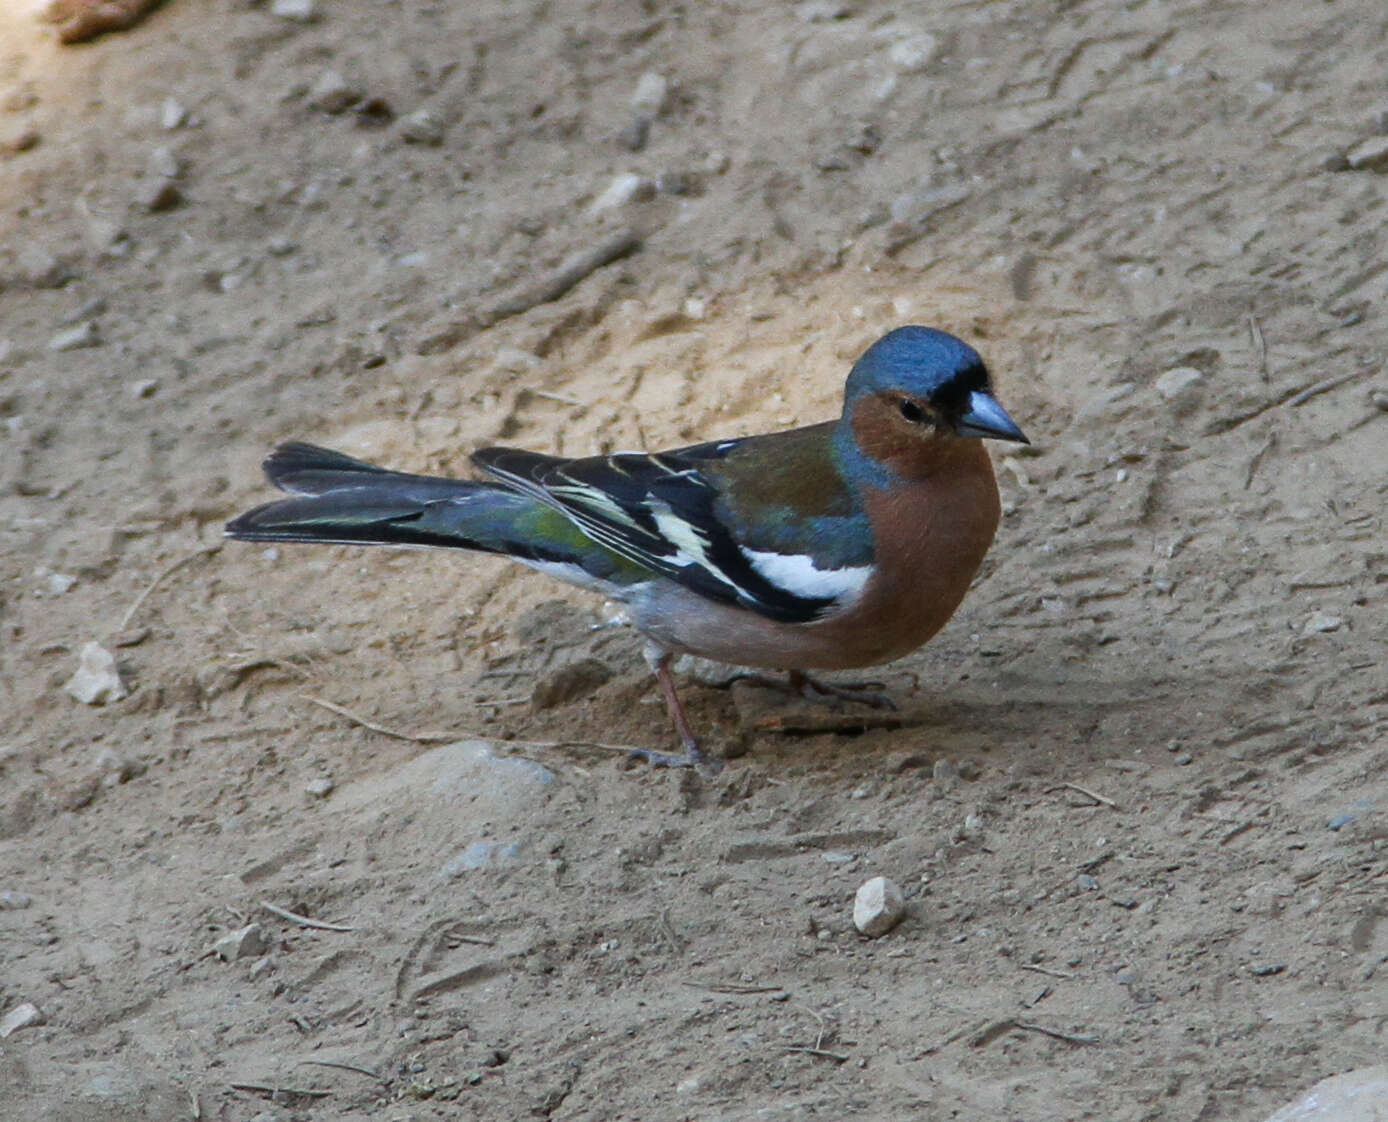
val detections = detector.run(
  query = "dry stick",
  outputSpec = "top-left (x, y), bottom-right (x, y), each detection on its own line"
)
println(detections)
top-left (113, 544), bottom-right (220, 637)
top-left (260, 899), bottom-right (355, 933)
top-left (1286, 367), bottom-right (1373, 408)
top-left (300, 695), bottom-right (455, 743)
top-left (229, 1082), bottom-right (330, 1099)
top-left (784, 1044), bottom-right (850, 1062)
top-left (1019, 962), bottom-right (1074, 979)
top-left (298, 1059), bottom-right (387, 1083)
top-left (1014, 1021), bottom-right (1101, 1046)
top-left (682, 981), bottom-right (784, 995)
top-left (1248, 314), bottom-right (1269, 382)
top-left (1049, 782), bottom-right (1119, 809)
top-left (301, 694), bottom-right (644, 758)
top-left (485, 230), bottom-right (641, 324)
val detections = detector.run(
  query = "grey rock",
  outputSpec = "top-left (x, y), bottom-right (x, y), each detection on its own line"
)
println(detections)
top-left (271, 0), bottom-right (316, 20)
top-left (214, 923), bottom-right (266, 962)
top-left (1259, 1067), bottom-right (1388, 1121)
top-left (440, 841), bottom-right (524, 877)
top-left (630, 71), bottom-right (669, 119)
top-left (1155, 366), bottom-right (1205, 400)
top-left (160, 97), bottom-right (187, 130)
top-left (0, 1002), bottom-right (43, 1038)
top-left (17, 243), bottom-right (65, 287)
top-left (0, 890), bottom-right (33, 910)
top-left (64, 642), bottom-right (127, 704)
top-left (853, 875), bottom-right (905, 937)
top-left (308, 70), bottom-right (361, 114)
top-left (1346, 136), bottom-right (1388, 172)
top-left (399, 109), bottom-right (444, 145)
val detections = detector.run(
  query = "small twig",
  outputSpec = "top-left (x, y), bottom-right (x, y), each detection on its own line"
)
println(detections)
top-left (297, 1059), bottom-right (387, 1083)
top-left (486, 229), bottom-right (641, 323)
top-left (1248, 314), bottom-right (1269, 382)
top-left (300, 695), bottom-right (456, 743)
top-left (681, 981), bottom-right (784, 995)
top-left (784, 1045), bottom-right (849, 1062)
top-left (1287, 367), bottom-right (1373, 408)
top-left (1014, 1020), bottom-right (1101, 1046)
top-left (527, 387), bottom-right (589, 407)
top-left (445, 933), bottom-right (497, 948)
top-left (190, 1088), bottom-right (201, 1120)
top-left (112, 544), bottom-right (220, 638)
top-left (229, 1082), bottom-right (331, 1099)
top-left (1020, 962), bottom-right (1073, 979)
top-left (1048, 782), bottom-right (1119, 809)
top-left (260, 900), bottom-right (355, 933)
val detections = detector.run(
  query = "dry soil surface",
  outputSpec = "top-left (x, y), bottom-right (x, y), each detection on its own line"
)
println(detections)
top-left (1, 1), bottom-right (1386, 1120)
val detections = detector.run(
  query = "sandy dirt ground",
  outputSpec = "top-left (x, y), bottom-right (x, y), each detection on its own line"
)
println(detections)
top-left (1, 1), bottom-right (1386, 1119)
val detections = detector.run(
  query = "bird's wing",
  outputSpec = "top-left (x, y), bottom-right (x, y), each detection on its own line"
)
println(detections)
top-left (472, 434), bottom-right (870, 624)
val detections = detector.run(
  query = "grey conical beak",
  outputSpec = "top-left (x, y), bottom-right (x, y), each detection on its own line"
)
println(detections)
top-left (955, 391), bottom-right (1029, 443)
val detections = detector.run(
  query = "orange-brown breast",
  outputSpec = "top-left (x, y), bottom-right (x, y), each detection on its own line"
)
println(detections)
top-left (799, 433), bottom-right (1001, 667)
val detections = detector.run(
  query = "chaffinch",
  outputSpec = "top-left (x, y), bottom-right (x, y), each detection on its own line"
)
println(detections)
top-left (226, 326), bottom-right (1028, 771)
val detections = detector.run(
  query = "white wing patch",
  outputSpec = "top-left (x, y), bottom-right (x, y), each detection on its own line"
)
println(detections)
top-left (740, 548), bottom-right (873, 606)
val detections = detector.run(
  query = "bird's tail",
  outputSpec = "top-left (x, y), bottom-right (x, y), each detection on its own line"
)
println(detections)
top-left (224, 442), bottom-right (541, 553)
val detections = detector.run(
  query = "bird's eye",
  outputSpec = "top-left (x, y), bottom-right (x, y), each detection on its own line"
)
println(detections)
top-left (898, 398), bottom-right (927, 424)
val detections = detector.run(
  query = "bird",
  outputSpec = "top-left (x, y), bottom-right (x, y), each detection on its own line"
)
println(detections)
top-left (225, 325), bottom-right (1028, 772)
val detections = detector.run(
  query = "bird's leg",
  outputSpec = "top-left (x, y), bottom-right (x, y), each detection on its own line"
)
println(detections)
top-left (616, 646), bottom-right (721, 774)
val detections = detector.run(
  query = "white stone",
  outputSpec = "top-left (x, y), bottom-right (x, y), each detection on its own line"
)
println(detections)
top-left (214, 924), bottom-right (266, 962)
top-left (590, 172), bottom-right (652, 213)
top-left (1346, 136), bottom-right (1388, 173)
top-left (399, 109), bottom-right (444, 146)
top-left (1259, 1067), bottom-right (1388, 1122)
top-left (48, 321), bottom-right (101, 352)
top-left (1302, 610), bottom-right (1342, 635)
top-left (853, 875), bottom-right (905, 937)
top-left (271, 0), bottom-right (316, 20)
top-left (305, 777), bottom-right (335, 798)
top-left (18, 243), bottom-right (63, 287)
top-left (148, 145), bottom-right (180, 179)
top-left (160, 97), bottom-right (187, 130)
top-left (0, 1003), bottom-right (44, 1038)
top-left (308, 70), bottom-right (359, 114)
top-left (888, 34), bottom-right (939, 73)
top-left (1155, 366), bottom-right (1205, 400)
top-left (630, 71), bottom-right (669, 119)
top-left (64, 642), bottom-right (128, 705)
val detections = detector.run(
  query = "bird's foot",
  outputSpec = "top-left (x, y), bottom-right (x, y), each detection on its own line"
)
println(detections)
top-left (620, 741), bottom-right (723, 776)
top-left (723, 669), bottom-right (898, 712)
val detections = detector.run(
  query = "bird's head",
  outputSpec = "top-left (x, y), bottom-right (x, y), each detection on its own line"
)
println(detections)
top-left (838, 326), bottom-right (1027, 483)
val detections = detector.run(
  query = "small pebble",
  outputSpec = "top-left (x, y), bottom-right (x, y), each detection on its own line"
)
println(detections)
top-left (0, 891), bottom-right (33, 910)
top-left (48, 321), bottom-right (101, 352)
top-left (0, 120), bottom-right (39, 154)
top-left (148, 145), bottom-right (181, 179)
top-left (590, 172), bottom-right (653, 212)
top-left (853, 875), bottom-right (905, 937)
top-left (1346, 136), bottom-right (1388, 173)
top-left (1155, 366), bottom-right (1205, 400)
top-left (160, 97), bottom-right (187, 130)
top-left (308, 70), bottom-right (361, 114)
top-left (888, 33), bottom-right (939, 73)
top-left (130, 378), bottom-right (159, 399)
top-left (1327, 813), bottom-right (1355, 831)
top-left (399, 109), bottom-right (444, 145)
top-left (630, 71), bottom-right (669, 119)
top-left (305, 777), bottom-right (334, 798)
top-left (64, 641), bottom-right (128, 705)
top-left (271, 0), bottom-right (316, 20)
top-left (214, 923), bottom-right (266, 962)
top-left (1302, 610), bottom-right (1342, 635)
top-left (18, 243), bottom-right (64, 287)
top-left (0, 1003), bottom-right (44, 1038)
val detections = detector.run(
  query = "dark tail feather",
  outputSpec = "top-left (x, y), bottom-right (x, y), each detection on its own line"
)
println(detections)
top-left (225, 443), bottom-right (531, 551)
